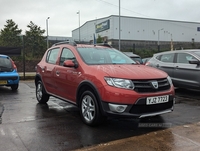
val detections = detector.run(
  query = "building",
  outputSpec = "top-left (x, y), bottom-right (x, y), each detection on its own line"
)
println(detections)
top-left (72, 15), bottom-right (200, 51)
top-left (48, 36), bottom-right (73, 44)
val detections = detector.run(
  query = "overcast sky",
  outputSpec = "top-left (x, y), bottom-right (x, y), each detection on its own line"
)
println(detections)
top-left (0, 0), bottom-right (200, 37)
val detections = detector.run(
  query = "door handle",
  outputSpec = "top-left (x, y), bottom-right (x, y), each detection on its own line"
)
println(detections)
top-left (56, 71), bottom-right (60, 75)
top-left (156, 64), bottom-right (159, 68)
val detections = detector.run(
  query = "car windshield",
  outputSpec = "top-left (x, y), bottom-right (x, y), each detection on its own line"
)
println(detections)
top-left (193, 51), bottom-right (200, 57)
top-left (0, 56), bottom-right (12, 68)
top-left (77, 47), bottom-right (136, 65)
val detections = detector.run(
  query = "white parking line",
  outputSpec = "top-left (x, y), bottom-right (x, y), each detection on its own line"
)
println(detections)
top-left (10, 129), bottom-right (18, 138)
top-left (0, 128), bottom-right (5, 136)
top-left (172, 132), bottom-right (200, 147)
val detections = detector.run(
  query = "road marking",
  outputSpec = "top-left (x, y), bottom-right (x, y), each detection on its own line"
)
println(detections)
top-left (0, 128), bottom-right (5, 136)
top-left (10, 129), bottom-right (18, 138)
top-left (172, 132), bottom-right (200, 147)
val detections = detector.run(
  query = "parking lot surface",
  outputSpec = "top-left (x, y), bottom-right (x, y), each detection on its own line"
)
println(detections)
top-left (0, 81), bottom-right (200, 151)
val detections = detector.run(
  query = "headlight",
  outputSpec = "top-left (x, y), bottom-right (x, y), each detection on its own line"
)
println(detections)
top-left (104, 77), bottom-right (134, 89)
top-left (167, 76), bottom-right (173, 86)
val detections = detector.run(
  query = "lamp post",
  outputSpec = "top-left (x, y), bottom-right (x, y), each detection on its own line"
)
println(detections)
top-left (77, 10), bottom-right (81, 42)
top-left (158, 28), bottom-right (164, 51)
top-left (119, 0), bottom-right (121, 51)
top-left (46, 17), bottom-right (50, 49)
top-left (170, 34), bottom-right (173, 51)
top-left (77, 11), bottom-right (80, 42)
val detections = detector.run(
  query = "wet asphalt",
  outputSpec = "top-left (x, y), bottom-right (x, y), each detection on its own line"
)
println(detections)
top-left (0, 81), bottom-right (200, 151)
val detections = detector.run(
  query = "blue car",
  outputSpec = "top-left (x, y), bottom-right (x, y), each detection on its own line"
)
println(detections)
top-left (0, 54), bottom-right (19, 90)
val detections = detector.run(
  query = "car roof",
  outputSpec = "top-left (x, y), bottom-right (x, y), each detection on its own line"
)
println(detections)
top-left (0, 54), bottom-right (9, 58)
top-left (123, 52), bottom-right (140, 57)
top-left (154, 49), bottom-right (200, 56)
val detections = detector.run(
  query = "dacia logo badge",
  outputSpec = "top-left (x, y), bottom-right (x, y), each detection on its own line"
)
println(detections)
top-left (151, 81), bottom-right (158, 89)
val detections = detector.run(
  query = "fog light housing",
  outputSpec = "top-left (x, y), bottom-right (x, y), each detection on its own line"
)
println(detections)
top-left (108, 103), bottom-right (127, 113)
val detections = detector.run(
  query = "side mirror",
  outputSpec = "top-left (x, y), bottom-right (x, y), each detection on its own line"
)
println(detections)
top-left (63, 60), bottom-right (78, 68)
top-left (189, 59), bottom-right (200, 65)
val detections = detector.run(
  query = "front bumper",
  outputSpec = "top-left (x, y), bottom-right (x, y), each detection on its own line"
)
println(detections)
top-left (101, 95), bottom-right (175, 118)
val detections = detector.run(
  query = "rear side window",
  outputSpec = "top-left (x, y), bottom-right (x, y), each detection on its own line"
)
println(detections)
top-left (46, 48), bottom-right (60, 64)
top-left (0, 57), bottom-right (12, 68)
top-left (157, 53), bottom-right (174, 63)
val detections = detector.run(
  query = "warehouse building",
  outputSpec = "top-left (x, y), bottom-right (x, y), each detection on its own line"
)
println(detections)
top-left (72, 15), bottom-right (200, 51)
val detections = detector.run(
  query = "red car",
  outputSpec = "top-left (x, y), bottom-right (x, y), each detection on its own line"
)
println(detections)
top-left (35, 42), bottom-right (175, 126)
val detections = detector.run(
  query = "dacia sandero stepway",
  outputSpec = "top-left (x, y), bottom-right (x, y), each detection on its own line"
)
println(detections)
top-left (35, 42), bottom-right (175, 126)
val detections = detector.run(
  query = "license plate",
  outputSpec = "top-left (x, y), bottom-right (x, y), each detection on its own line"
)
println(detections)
top-left (0, 80), bottom-right (7, 85)
top-left (146, 95), bottom-right (169, 105)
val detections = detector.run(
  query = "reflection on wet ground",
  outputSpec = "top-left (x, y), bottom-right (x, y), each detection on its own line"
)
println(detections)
top-left (0, 82), bottom-right (200, 151)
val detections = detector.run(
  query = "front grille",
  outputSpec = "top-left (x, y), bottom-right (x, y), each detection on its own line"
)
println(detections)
top-left (130, 100), bottom-right (173, 114)
top-left (133, 78), bottom-right (170, 93)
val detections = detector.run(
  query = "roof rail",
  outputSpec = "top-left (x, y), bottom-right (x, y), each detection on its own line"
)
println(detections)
top-left (51, 41), bottom-right (77, 47)
top-left (95, 43), bottom-right (112, 48)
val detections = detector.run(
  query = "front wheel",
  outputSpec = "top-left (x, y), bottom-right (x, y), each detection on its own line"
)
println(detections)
top-left (11, 84), bottom-right (18, 91)
top-left (36, 81), bottom-right (49, 104)
top-left (80, 90), bottom-right (105, 126)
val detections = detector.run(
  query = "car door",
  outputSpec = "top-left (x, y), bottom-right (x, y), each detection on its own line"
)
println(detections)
top-left (42, 48), bottom-right (60, 94)
top-left (153, 53), bottom-right (175, 78)
top-left (54, 47), bottom-right (80, 102)
top-left (173, 52), bottom-right (200, 89)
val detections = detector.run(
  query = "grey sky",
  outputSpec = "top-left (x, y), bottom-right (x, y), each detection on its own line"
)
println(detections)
top-left (0, 0), bottom-right (199, 37)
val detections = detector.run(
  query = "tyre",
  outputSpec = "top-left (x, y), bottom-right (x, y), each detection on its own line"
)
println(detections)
top-left (36, 81), bottom-right (49, 104)
top-left (80, 90), bottom-right (105, 126)
top-left (11, 84), bottom-right (18, 91)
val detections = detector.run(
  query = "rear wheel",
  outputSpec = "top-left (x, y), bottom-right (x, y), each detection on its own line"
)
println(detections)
top-left (11, 84), bottom-right (18, 91)
top-left (80, 90), bottom-right (105, 126)
top-left (36, 81), bottom-right (49, 104)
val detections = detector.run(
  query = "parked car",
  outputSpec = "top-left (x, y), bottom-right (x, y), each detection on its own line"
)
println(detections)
top-left (146, 49), bottom-right (200, 90)
top-left (35, 42), bottom-right (175, 126)
top-left (123, 52), bottom-right (143, 64)
top-left (142, 57), bottom-right (151, 65)
top-left (0, 54), bottom-right (19, 90)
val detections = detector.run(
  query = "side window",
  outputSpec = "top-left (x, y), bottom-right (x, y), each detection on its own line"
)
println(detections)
top-left (46, 48), bottom-right (60, 64)
top-left (177, 53), bottom-right (196, 64)
top-left (159, 53), bottom-right (174, 63)
top-left (60, 48), bottom-right (75, 65)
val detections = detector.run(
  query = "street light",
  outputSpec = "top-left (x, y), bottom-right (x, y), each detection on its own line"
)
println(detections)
top-left (119, 0), bottom-right (121, 51)
top-left (77, 11), bottom-right (80, 42)
top-left (170, 34), bottom-right (173, 51)
top-left (158, 28), bottom-right (164, 51)
top-left (46, 17), bottom-right (50, 49)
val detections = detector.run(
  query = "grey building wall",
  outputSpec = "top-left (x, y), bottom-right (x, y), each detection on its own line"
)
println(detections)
top-left (72, 15), bottom-right (200, 43)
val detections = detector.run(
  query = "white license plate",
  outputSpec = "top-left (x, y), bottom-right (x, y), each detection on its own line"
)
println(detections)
top-left (146, 95), bottom-right (169, 105)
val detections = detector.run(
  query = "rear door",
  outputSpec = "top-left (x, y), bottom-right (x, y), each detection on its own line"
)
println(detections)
top-left (153, 53), bottom-right (175, 77)
top-left (173, 52), bottom-right (200, 88)
top-left (42, 48), bottom-right (60, 94)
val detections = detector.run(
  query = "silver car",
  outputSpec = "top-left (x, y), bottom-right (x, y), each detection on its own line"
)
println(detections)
top-left (146, 49), bottom-right (200, 90)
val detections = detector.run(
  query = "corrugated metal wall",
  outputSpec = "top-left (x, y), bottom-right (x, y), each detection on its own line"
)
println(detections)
top-left (72, 15), bottom-right (200, 43)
